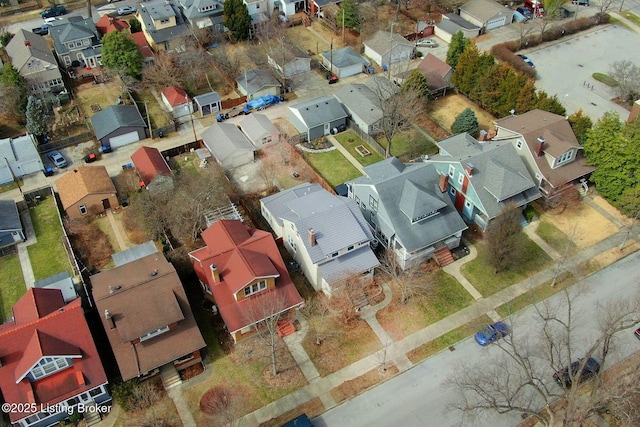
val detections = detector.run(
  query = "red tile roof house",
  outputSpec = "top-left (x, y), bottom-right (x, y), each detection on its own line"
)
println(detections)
top-left (131, 146), bottom-right (173, 192)
top-left (189, 220), bottom-right (304, 342)
top-left (91, 243), bottom-right (206, 382)
top-left (161, 86), bottom-right (193, 119)
top-left (0, 288), bottom-right (110, 427)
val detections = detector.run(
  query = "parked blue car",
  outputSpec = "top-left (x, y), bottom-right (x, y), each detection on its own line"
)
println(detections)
top-left (474, 321), bottom-right (510, 346)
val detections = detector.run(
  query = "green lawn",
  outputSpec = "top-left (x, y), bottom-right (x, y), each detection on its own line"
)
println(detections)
top-left (592, 72), bottom-right (618, 87)
top-left (303, 150), bottom-right (362, 187)
top-left (621, 11), bottom-right (640, 26)
top-left (333, 131), bottom-right (384, 167)
top-left (422, 270), bottom-right (475, 323)
top-left (460, 234), bottom-right (553, 297)
top-left (535, 219), bottom-right (576, 255)
top-left (0, 255), bottom-right (25, 322)
top-left (27, 197), bottom-right (72, 280)
top-left (378, 130), bottom-right (438, 162)
top-left (407, 315), bottom-right (492, 363)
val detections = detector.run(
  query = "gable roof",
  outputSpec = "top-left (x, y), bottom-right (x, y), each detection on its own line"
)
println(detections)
top-left (238, 113), bottom-right (278, 142)
top-left (364, 30), bottom-right (414, 56)
top-left (138, 0), bottom-right (190, 43)
top-left (34, 271), bottom-right (77, 303)
top-left (96, 14), bottom-right (130, 35)
top-left (179, 0), bottom-right (225, 19)
top-left (288, 96), bottom-right (348, 129)
top-left (460, 0), bottom-right (514, 22)
top-left (162, 86), bottom-right (190, 107)
top-left (131, 146), bottom-right (172, 186)
top-left (130, 32), bottom-right (155, 59)
top-left (348, 159), bottom-right (468, 253)
top-left (5, 30), bottom-right (58, 74)
top-left (268, 44), bottom-right (310, 65)
top-left (417, 53), bottom-right (452, 79)
top-left (91, 247), bottom-right (205, 380)
top-left (49, 16), bottom-right (100, 54)
top-left (320, 46), bottom-right (366, 69)
top-left (0, 200), bottom-right (22, 232)
top-left (0, 289), bottom-right (107, 423)
top-left (55, 166), bottom-right (116, 209)
top-left (90, 105), bottom-right (146, 140)
top-left (194, 91), bottom-right (221, 106)
top-left (494, 109), bottom-right (595, 187)
top-left (334, 83), bottom-right (383, 126)
top-left (201, 122), bottom-right (256, 162)
top-left (236, 69), bottom-right (281, 96)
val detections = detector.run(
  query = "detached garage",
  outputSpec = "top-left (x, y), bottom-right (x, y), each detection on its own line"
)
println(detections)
top-left (459, 0), bottom-right (514, 31)
top-left (91, 105), bottom-right (147, 149)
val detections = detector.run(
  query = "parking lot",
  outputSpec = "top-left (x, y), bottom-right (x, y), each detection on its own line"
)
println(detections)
top-left (522, 24), bottom-right (640, 120)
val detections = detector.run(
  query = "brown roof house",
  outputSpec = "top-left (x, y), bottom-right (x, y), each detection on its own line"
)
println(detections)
top-left (493, 110), bottom-right (596, 198)
top-left (56, 166), bottom-right (119, 218)
top-left (91, 241), bottom-right (206, 382)
top-left (131, 146), bottom-right (173, 193)
top-left (394, 53), bottom-right (452, 98)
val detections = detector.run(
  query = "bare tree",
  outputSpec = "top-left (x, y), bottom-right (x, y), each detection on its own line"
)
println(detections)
top-left (591, 358), bottom-right (640, 427)
top-left (199, 385), bottom-right (245, 427)
top-left (209, 44), bottom-right (243, 82)
top-left (377, 249), bottom-right (426, 304)
top-left (608, 60), bottom-right (640, 102)
top-left (243, 290), bottom-right (292, 376)
top-left (485, 204), bottom-right (523, 274)
top-left (299, 295), bottom-right (345, 345)
top-left (142, 52), bottom-right (183, 91)
top-left (448, 288), bottom-right (640, 426)
top-left (127, 381), bottom-right (170, 427)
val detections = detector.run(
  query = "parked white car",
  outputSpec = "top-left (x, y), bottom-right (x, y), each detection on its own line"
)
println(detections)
top-left (416, 38), bottom-right (438, 48)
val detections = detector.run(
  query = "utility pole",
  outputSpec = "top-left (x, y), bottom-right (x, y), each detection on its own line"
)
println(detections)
top-left (342, 10), bottom-right (345, 43)
top-left (143, 100), bottom-right (152, 138)
top-left (185, 94), bottom-right (197, 144)
top-left (330, 38), bottom-right (333, 79)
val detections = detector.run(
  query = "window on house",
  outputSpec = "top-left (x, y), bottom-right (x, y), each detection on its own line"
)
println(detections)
top-left (347, 245), bottom-right (354, 251)
top-left (83, 39), bottom-right (90, 46)
top-left (160, 18), bottom-right (170, 24)
top-left (448, 164), bottom-right (455, 178)
top-left (140, 325), bottom-right (170, 341)
top-left (450, 187), bottom-right (456, 195)
top-left (360, 201), bottom-right (366, 209)
top-left (556, 150), bottom-right (573, 165)
top-left (354, 195), bottom-right (360, 205)
top-left (516, 140), bottom-right (523, 149)
top-left (287, 235), bottom-right (296, 252)
top-left (244, 280), bottom-right (267, 297)
top-left (458, 173), bottom-right (464, 185)
top-left (369, 195), bottom-right (378, 212)
top-left (465, 200), bottom-right (472, 208)
top-left (31, 357), bottom-right (72, 380)
top-left (79, 205), bottom-right (87, 215)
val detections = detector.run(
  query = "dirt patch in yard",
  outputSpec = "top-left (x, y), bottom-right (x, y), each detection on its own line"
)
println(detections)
top-left (428, 94), bottom-right (497, 134)
top-left (591, 195), bottom-right (634, 227)
top-left (536, 200), bottom-right (620, 249)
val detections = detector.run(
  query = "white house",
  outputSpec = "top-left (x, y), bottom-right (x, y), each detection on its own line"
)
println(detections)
top-left (0, 134), bottom-right (45, 185)
top-left (201, 122), bottom-right (256, 170)
top-left (459, 0), bottom-right (515, 30)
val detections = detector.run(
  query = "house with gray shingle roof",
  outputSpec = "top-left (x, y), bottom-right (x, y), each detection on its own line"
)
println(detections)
top-left (288, 96), bottom-right (348, 141)
top-left (320, 46), bottom-right (367, 79)
top-left (0, 135), bottom-right (45, 185)
top-left (267, 44), bottom-right (311, 79)
top-left (5, 30), bottom-right (64, 96)
top-left (177, 0), bottom-right (225, 30)
top-left (434, 14), bottom-right (481, 43)
top-left (0, 200), bottom-right (25, 257)
top-left (49, 16), bottom-right (102, 68)
top-left (363, 30), bottom-right (415, 67)
top-left (194, 91), bottom-right (222, 115)
top-left (201, 122), bottom-right (256, 170)
top-left (429, 133), bottom-right (541, 230)
top-left (459, 0), bottom-right (515, 31)
top-left (346, 157), bottom-right (467, 270)
top-left (261, 183), bottom-right (379, 296)
top-left (90, 105), bottom-right (147, 149)
top-left (137, 0), bottom-right (190, 52)
top-left (236, 69), bottom-right (282, 99)
top-left (238, 113), bottom-right (279, 147)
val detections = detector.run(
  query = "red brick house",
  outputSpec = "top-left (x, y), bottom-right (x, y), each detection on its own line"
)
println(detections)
top-left (189, 220), bottom-right (304, 342)
top-left (0, 289), bottom-right (110, 427)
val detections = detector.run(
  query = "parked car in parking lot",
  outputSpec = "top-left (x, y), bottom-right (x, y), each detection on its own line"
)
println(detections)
top-left (553, 357), bottom-right (600, 388)
top-left (416, 38), bottom-right (438, 48)
top-left (40, 5), bottom-right (65, 18)
top-left (117, 6), bottom-right (137, 15)
top-left (517, 54), bottom-right (536, 68)
top-left (474, 321), bottom-right (510, 346)
top-left (84, 152), bottom-right (98, 163)
top-left (47, 150), bottom-right (68, 168)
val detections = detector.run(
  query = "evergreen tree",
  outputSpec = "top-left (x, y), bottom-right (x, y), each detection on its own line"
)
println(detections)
top-left (223, 0), bottom-right (252, 41)
top-left (452, 44), bottom-right (480, 95)
top-left (535, 90), bottom-right (566, 116)
top-left (584, 112), bottom-right (640, 204)
top-left (337, 0), bottom-right (360, 30)
top-left (402, 69), bottom-right (430, 101)
top-left (101, 31), bottom-right (143, 78)
top-left (129, 18), bottom-right (142, 33)
top-left (446, 31), bottom-right (471, 69)
top-left (451, 107), bottom-right (479, 137)
top-left (495, 68), bottom-right (525, 118)
top-left (515, 78), bottom-right (537, 114)
top-left (568, 109), bottom-right (593, 145)
top-left (25, 96), bottom-right (48, 137)
top-left (0, 63), bottom-right (28, 116)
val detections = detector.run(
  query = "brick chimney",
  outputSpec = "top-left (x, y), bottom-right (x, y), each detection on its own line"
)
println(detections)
top-left (438, 173), bottom-right (449, 192)
top-left (210, 264), bottom-right (220, 283)
top-left (465, 163), bottom-right (474, 177)
top-left (536, 137), bottom-right (545, 157)
top-left (104, 309), bottom-right (116, 329)
top-left (308, 229), bottom-right (316, 246)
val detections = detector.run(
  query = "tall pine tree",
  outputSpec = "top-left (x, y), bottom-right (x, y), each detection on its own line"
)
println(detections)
top-left (446, 31), bottom-right (471, 69)
top-left (224, 0), bottom-right (251, 41)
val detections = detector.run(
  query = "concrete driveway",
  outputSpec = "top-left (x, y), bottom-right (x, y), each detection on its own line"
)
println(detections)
top-left (520, 24), bottom-right (640, 120)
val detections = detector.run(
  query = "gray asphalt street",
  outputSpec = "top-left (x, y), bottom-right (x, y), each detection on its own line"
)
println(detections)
top-left (314, 251), bottom-right (640, 427)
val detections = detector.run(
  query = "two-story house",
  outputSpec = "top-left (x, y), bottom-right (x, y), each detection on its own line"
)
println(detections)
top-left (0, 288), bottom-right (111, 427)
top-left (5, 30), bottom-right (64, 96)
top-left (137, 0), bottom-right (190, 52)
top-left (493, 109), bottom-right (596, 198)
top-left (261, 183), bottom-right (379, 296)
top-left (244, 0), bottom-right (269, 38)
top-left (347, 158), bottom-right (468, 270)
top-left (177, 0), bottom-right (225, 31)
top-left (189, 220), bottom-right (304, 342)
top-left (91, 242), bottom-right (206, 381)
top-left (429, 133), bottom-right (541, 231)
top-left (49, 16), bottom-right (102, 68)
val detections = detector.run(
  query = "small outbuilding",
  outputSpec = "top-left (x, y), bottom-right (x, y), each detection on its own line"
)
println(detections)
top-left (201, 123), bottom-right (256, 170)
top-left (236, 69), bottom-right (282, 99)
top-left (238, 113), bottom-right (280, 147)
top-left (363, 30), bottom-right (415, 67)
top-left (193, 91), bottom-right (222, 115)
top-left (0, 200), bottom-right (25, 257)
top-left (459, 0), bottom-right (515, 31)
top-left (90, 105), bottom-right (147, 149)
top-left (434, 14), bottom-right (481, 43)
top-left (288, 96), bottom-right (348, 141)
top-left (320, 47), bottom-right (367, 79)
top-left (161, 85), bottom-right (194, 118)
top-left (267, 45), bottom-right (311, 79)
